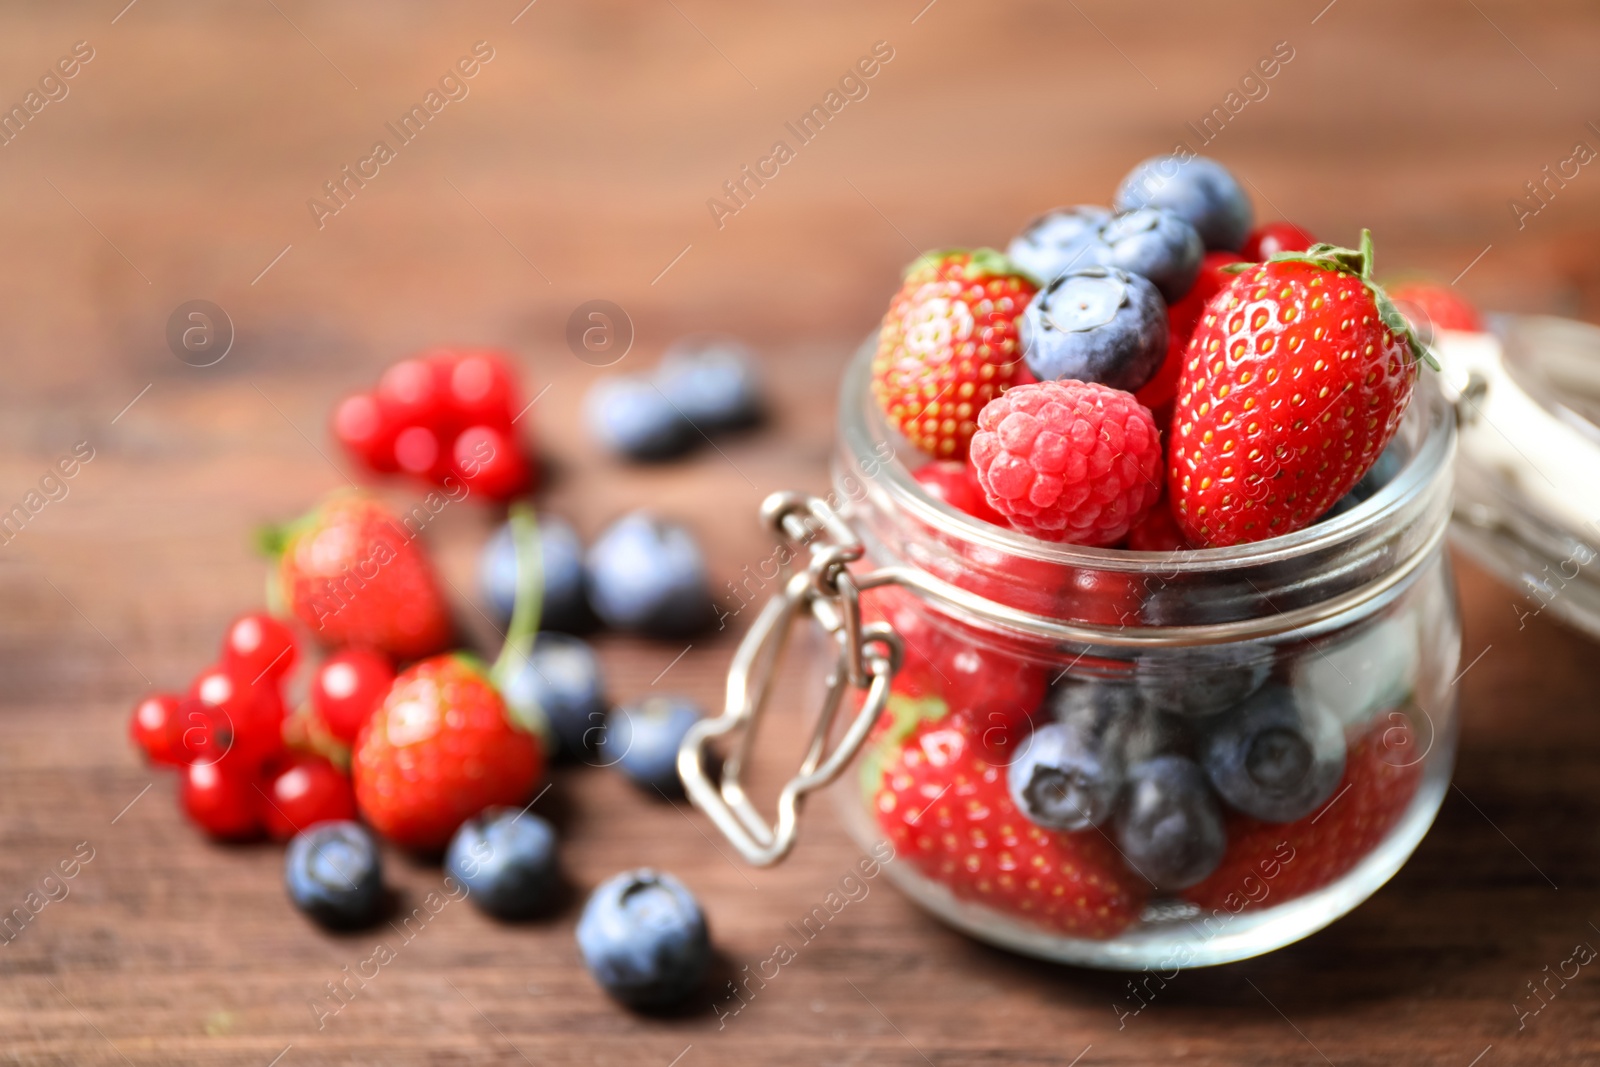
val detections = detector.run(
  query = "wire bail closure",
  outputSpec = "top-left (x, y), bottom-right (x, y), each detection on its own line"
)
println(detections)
top-left (677, 492), bottom-right (903, 867)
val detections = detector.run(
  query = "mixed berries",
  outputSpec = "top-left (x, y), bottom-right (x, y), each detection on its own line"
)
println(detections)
top-left (869, 153), bottom-right (1465, 553)
top-left (129, 333), bottom-right (731, 1007)
top-left (861, 588), bottom-right (1427, 935)
top-left (855, 151), bottom-right (1462, 941)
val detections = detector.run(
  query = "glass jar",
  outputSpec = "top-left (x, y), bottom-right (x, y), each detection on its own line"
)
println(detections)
top-left (682, 333), bottom-right (1464, 969)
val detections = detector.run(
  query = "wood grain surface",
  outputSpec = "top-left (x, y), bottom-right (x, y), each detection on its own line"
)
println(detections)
top-left (1, 2), bottom-right (1599, 1064)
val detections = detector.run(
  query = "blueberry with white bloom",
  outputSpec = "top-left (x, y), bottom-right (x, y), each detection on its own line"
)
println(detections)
top-left (480, 514), bottom-right (592, 633)
top-left (446, 807), bottom-right (560, 920)
top-left (1021, 267), bottom-right (1169, 391)
top-left (577, 869), bottom-right (711, 1008)
top-left (1115, 155), bottom-right (1254, 252)
top-left (1098, 208), bottom-right (1204, 303)
top-left (585, 376), bottom-right (693, 461)
top-left (285, 821), bottom-right (384, 929)
top-left (610, 695), bottom-right (702, 794)
top-left (586, 512), bottom-right (714, 637)
top-left (1006, 205), bottom-right (1113, 283)
top-left (654, 335), bottom-right (763, 431)
top-left (499, 633), bottom-right (608, 758)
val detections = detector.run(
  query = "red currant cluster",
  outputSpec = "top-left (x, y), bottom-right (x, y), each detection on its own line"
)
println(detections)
top-left (333, 347), bottom-right (535, 501)
top-left (128, 612), bottom-right (396, 841)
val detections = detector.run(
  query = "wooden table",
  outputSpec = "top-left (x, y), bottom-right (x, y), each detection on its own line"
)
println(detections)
top-left (2, 2), bottom-right (1598, 1063)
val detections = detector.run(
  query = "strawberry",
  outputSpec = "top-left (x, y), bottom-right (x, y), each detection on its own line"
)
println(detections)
top-left (874, 718), bottom-right (1145, 938)
top-left (1168, 231), bottom-right (1426, 547)
top-left (351, 504), bottom-right (548, 850)
top-left (352, 654), bottom-right (543, 849)
top-left (871, 249), bottom-right (1038, 461)
top-left (265, 491), bottom-right (452, 661)
top-left (1182, 714), bottom-right (1423, 911)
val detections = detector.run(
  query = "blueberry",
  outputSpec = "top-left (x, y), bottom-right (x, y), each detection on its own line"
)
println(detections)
top-left (1006, 205), bottom-right (1113, 283)
top-left (445, 807), bottom-right (559, 920)
top-left (610, 695), bottom-right (702, 794)
top-left (285, 821), bottom-right (384, 929)
top-left (499, 633), bottom-right (608, 758)
top-left (1020, 267), bottom-right (1168, 391)
top-left (1007, 682), bottom-right (1136, 830)
top-left (577, 869), bottom-right (711, 1008)
top-left (1134, 644), bottom-right (1272, 719)
top-left (480, 514), bottom-right (593, 633)
top-left (1203, 685), bottom-right (1345, 822)
top-left (1115, 155), bottom-right (1254, 252)
top-left (654, 335), bottom-right (763, 431)
top-left (1115, 755), bottom-right (1226, 892)
top-left (586, 512), bottom-right (714, 637)
top-left (1098, 209), bottom-right (1204, 303)
top-left (585, 377), bottom-right (694, 461)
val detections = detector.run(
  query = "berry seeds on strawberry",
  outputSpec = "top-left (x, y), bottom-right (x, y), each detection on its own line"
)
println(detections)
top-left (871, 249), bottom-right (1038, 461)
top-left (1168, 230), bottom-right (1428, 547)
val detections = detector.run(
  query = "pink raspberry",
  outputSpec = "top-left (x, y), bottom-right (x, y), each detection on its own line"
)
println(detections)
top-left (968, 380), bottom-right (1162, 545)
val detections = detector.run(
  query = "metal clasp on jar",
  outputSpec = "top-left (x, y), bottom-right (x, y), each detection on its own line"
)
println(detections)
top-left (677, 492), bottom-right (902, 866)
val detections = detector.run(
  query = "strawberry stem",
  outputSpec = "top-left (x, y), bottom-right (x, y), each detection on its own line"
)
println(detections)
top-left (489, 503), bottom-right (543, 696)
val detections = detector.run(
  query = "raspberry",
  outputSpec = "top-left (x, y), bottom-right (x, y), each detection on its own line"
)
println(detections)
top-left (968, 380), bottom-right (1162, 545)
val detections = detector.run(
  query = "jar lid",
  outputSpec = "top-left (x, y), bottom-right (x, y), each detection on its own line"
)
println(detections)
top-left (1433, 315), bottom-right (1600, 638)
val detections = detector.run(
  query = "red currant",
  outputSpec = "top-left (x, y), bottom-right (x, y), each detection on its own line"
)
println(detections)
top-left (258, 755), bottom-right (357, 840)
top-left (393, 424), bottom-right (444, 478)
top-left (1241, 221), bottom-right (1316, 261)
top-left (221, 612), bottom-right (298, 683)
top-left (181, 759), bottom-right (262, 839)
top-left (333, 392), bottom-right (400, 473)
top-left (310, 648), bottom-right (395, 744)
top-left (447, 350), bottom-right (520, 428)
top-left (377, 357), bottom-right (451, 430)
top-left (129, 693), bottom-right (189, 766)
top-left (452, 424), bottom-right (530, 500)
top-left (187, 663), bottom-right (284, 769)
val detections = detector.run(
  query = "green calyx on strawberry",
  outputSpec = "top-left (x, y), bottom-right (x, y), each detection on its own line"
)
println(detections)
top-left (1221, 230), bottom-right (1435, 369)
top-left (871, 248), bottom-right (1038, 462)
top-left (350, 503), bottom-right (549, 850)
top-left (1169, 230), bottom-right (1428, 547)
